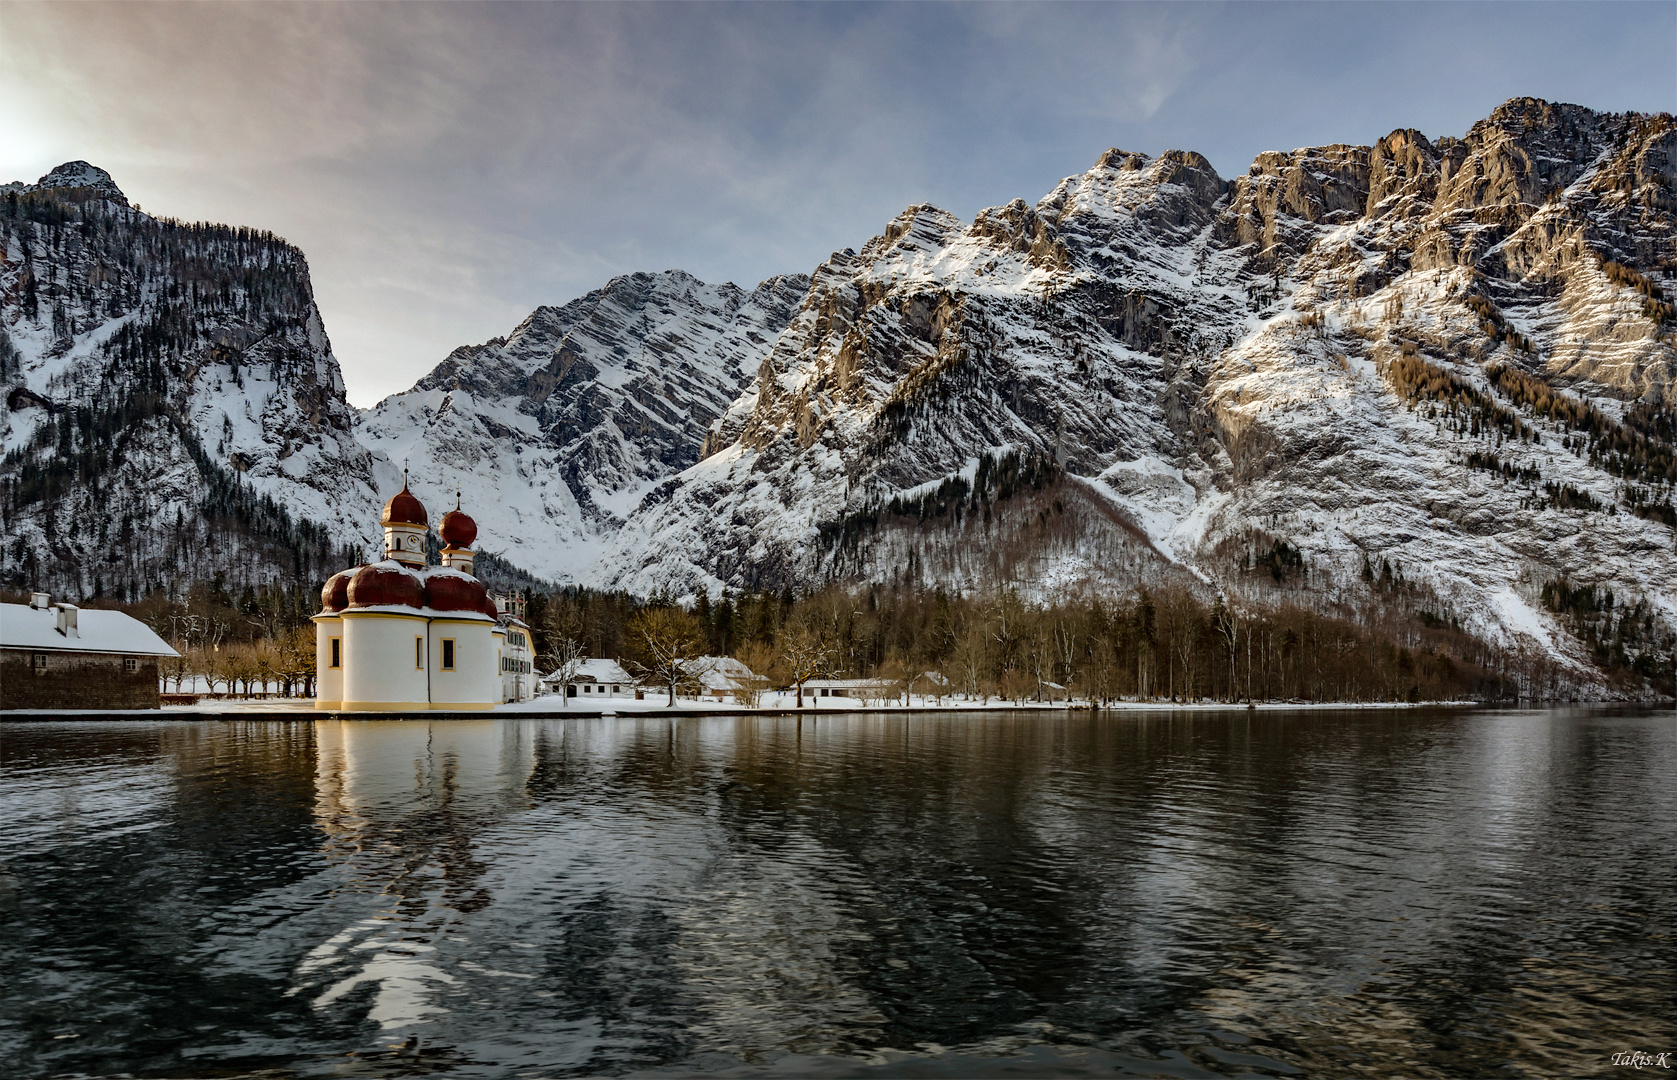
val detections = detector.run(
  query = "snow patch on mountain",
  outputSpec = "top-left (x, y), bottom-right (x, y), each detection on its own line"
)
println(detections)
top-left (355, 270), bottom-right (809, 581)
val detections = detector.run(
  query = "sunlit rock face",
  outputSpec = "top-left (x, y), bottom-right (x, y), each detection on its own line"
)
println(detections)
top-left (595, 98), bottom-right (1676, 681)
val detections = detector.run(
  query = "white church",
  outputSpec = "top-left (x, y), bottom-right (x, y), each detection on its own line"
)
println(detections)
top-left (313, 479), bottom-right (534, 711)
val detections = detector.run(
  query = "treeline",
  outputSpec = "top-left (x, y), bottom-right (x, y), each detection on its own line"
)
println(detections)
top-left (1384, 352), bottom-right (1677, 528)
top-left (1488, 364), bottom-right (1677, 490)
top-left (0, 393), bottom-right (354, 596)
top-left (531, 579), bottom-right (1611, 704)
top-left (819, 449), bottom-right (1063, 556)
top-left (1601, 259), bottom-right (1677, 325)
top-left (1386, 352), bottom-right (1537, 443)
top-left (2, 188), bottom-right (311, 339)
top-left (1464, 293), bottom-right (1535, 354)
top-left (1540, 577), bottom-right (1676, 684)
top-left (29, 566), bottom-right (1669, 702)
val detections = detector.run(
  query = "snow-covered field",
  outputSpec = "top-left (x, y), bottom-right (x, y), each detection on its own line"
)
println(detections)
top-left (138, 692), bottom-right (1475, 717)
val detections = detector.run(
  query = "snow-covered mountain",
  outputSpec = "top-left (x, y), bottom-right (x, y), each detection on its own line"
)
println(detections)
top-left (355, 270), bottom-right (809, 580)
top-left (593, 99), bottom-right (1676, 678)
top-left (6, 97), bottom-right (1674, 683)
top-left (0, 163), bottom-right (808, 597)
top-left (1, 163), bottom-right (393, 598)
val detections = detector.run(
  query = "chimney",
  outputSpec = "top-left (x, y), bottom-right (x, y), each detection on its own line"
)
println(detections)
top-left (30, 592), bottom-right (50, 609)
top-left (56, 603), bottom-right (79, 638)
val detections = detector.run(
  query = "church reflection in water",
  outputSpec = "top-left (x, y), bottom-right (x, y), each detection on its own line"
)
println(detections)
top-left (298, 721), bottom-right (539, 1030)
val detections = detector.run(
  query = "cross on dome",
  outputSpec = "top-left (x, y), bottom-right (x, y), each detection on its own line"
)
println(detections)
top-left (440, 490), bottom-right (478, 549)
top-left (381, 475), bottom-right (428, 527)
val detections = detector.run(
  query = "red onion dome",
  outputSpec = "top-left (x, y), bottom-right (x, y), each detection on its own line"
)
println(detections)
top-left (439, 506), bottom-right (477, 549)
top-left (381, 483), bottom-right (428, 528)
top-left (319, 568), bottom-right (355, 613)
top-left (346, 563), bottom-right (424, 609)
top-left (424, 573), bottom-right (490, 613)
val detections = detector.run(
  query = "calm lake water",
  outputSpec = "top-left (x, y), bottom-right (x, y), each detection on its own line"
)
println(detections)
top-left (1, 708), bottom-right (1673, 1078)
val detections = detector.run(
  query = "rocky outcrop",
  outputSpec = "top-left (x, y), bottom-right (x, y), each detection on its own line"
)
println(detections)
top-left (355, 270), bottom-right (808, 580)
top-left (1, 164), bottom-right (386, 597)
top-left (595, 98), bottom-right (1675, 682)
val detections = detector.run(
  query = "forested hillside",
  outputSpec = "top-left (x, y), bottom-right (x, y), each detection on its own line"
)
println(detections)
top-left (1, 164), bottom-right (386, 598)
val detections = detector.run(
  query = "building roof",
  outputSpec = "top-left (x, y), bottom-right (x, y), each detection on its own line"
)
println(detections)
top-left (563, 658), bottom-right (634, 684)
top-left (802, 678), bottom-right (894, 690)
top-left (440, 498), bottom-right (478, 548)
top-left (684, 655), bottom-right (761, 692)
top-left (1, 603), bottom-right (179, 657)
top-left (381, 482), bottom-right (428, 527)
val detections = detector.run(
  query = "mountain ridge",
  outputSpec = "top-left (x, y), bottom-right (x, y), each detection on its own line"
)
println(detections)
top-left (5, 97), bottom-right (1674, 689)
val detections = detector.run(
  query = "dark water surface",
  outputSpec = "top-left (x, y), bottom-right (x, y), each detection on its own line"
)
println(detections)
top-left (1, 709), bottom-right (1673, 1078)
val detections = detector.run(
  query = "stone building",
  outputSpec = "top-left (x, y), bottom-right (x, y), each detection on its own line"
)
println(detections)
top-left (1, 594), bottom-right (179, 710)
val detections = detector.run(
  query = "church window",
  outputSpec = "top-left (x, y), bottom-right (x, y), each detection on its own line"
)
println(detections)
top-left (441, 639), bottom-right (456, 670)
top-left (415, 637), bottom-right (424, 669)
top-left (330, 638), bottom-right (341, 669)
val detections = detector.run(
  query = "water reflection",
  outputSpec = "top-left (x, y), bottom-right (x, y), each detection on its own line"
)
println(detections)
top-left (299, 722), bottom-right (538, 1031)
top-left (0, 708), bottom-right (1673, 1078)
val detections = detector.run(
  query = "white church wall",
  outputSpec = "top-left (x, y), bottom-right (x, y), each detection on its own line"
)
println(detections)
top-left (428, 619), bottom-right (499, 709)
top-left (314, 614), bottom-right (344, 709)
top-left (341, 612), bottom-right (432, 710)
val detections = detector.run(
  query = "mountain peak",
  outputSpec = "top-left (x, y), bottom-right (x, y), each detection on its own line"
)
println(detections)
top-left (22, 161), bottom-right (129, 206)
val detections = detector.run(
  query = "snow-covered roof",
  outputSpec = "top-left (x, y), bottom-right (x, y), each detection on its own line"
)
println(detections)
top-left (802, 678), bottom-right (893, 690)
top-left (566, 658), bottom-right (633, 684)
top-left (0, 603), bottom-right (178, 657)
top-left (683, 655), bottom-right (761, 691)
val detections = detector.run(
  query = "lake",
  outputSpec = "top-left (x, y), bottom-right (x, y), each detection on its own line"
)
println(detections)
top-left (1, 708), bottom-right (1673, 1078)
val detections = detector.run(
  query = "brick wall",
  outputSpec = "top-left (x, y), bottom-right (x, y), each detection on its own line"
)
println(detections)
top-left (0, 649), bottom-right (162, 710)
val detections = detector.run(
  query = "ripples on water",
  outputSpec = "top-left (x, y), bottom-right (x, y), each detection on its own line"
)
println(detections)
top-left (0, 709), bottom-right (1673, 1078)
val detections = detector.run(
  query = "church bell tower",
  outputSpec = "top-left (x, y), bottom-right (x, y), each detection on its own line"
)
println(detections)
top-left (381, 470), bottom-right (429, 567)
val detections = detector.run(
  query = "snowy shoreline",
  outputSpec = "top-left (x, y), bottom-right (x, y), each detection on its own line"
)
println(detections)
top-left (11, 696), bottom-right (1623, 723)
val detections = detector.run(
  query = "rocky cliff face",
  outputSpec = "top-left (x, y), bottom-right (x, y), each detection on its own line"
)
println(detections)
top-left (597, 99), bottom-right (1677, 680)
top-left (355, 270), bottom-right (809, 580)
top-left (7, 98), bottom-right (1674, 683)
top-left (0, 163), bottom-right (391, 598)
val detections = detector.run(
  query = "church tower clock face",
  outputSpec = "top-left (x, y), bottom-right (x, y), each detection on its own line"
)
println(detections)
top-left (407, 535), bottom-right (420, 550)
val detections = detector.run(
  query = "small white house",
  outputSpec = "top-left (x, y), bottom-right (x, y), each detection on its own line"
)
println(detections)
top-left (683, 655), bottom-right (763, 702)
top-left (548, 658), bottom-right (636, 699)
top-left (800, 678), bottom-right (897, 702)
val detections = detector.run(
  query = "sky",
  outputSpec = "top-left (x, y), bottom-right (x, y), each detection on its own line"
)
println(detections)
top-left (2, 2), bottom-right (1673, 406)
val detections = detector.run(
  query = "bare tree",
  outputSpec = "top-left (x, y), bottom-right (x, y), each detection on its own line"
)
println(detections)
top-left (1053, 617), bottom-right (1079, 698)
top-left (1024, 610), bottom-right (1053, 702)
top-left (732, 639), bottom-right (779, 709)
top-left (540, 604), bottom-right (587, 705)
top-left (1213, 597), bottom-right (1241, 702)
top-left (952, 619), bottom-right (990, 703)
top-left (777, 618), bottom-right (834, 708)
top-left (629, 607), bottom-right (704, 707)
top-left (276, 627), bottom-right (316, 698)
